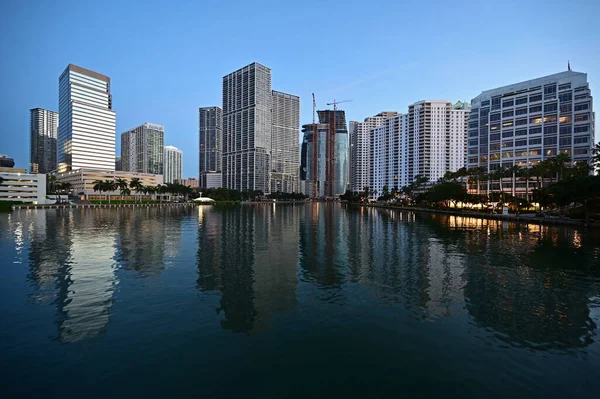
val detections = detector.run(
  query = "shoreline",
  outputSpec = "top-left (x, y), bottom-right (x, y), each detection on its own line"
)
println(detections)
top-left (11, 202), bottom-right (197, 210)
top-left (356, 203), bottom-right (600, 229)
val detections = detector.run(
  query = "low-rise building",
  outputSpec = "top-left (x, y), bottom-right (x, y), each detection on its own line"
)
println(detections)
top-left (177, 178), bottom-right (199, 188)
top-left (0, 171), bottom-right (47, 203)
top-left (55, 168), bottom-right (163, 200)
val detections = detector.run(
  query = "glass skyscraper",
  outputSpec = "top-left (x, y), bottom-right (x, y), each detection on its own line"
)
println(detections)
top-left (199, 106), bottom-right (222, 188)
top-left (30, 108), bottom-right (58, 173)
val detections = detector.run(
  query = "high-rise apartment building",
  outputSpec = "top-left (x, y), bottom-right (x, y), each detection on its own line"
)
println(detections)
top-left (199, 106), bottom-right (223, 189)
top-left (163, 145), bottom-right (182, 184)
top-left (469, 71), bottom-right (594, 196)
top-left (222, 62), bottom-right (272, 193)
top-left (271, 90), bottom-right (300, 193)
top-left (370, 101), bottom-right (469, 197)
top-left (120, 123), bottom-right (164, 175)
top-left (57, 64), bottom-right (116, 172)
top-left (30, 108), bottom-right (58, 173)
top-left (349, 112), bottom-right (397, 192)
top-left (115, 156), bottom-right (122, 171)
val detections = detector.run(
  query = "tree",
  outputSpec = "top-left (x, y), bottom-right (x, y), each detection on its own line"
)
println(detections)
top-left (102, 180), bottom-right (116, 204)
top-left (552, 152), bottom-right (572, 181)
top-left (507, 165), bottom-right (521, 197)
top-left (427, 182), bottom-right (468, 208)
top-left (115, 178), bottom-right (129, 201)
top-left (129, 178), bottom-right (143, 203)
top-left (92, 179), bottom-right (104, 201)
top-left (592, 142), bottom-right (600, 174)
top-left (548, 175), bottom-right (600, 223)
top-left (47, 175), bottom-right (58, 194)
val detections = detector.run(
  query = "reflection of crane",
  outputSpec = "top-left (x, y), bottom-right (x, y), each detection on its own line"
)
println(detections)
top-left (312, 93), bottom-right (318, 198)
top-left (325, 99), bottom-right (352, 197)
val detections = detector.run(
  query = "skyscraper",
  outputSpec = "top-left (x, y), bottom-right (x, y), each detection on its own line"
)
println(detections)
top-left (469, 71), bottom-right (594, 196)
top-left (349, 112), bottom-right (397, 192)
top-left (222, 62), bottom-right (272, 193)
top-left (164, 145), bottom-right (182, 184)
top-left (271, 90), bottom-right (300, 193)
top-left (57, 64), bottom-right (116, 172)
top-left (199, 106), bottom-right (222, 188)
top-left (120, 123), bottom-right (164, 174)
top-left (30, 108), bottom-right (58, 173)
top-left (370, 101), bottom-right (469, 197)
top-left (317, 110), bottom-right (349, 197)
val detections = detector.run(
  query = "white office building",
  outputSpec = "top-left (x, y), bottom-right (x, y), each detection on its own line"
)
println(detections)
top-left (0, 171), bottom-right (47, 204)
top-left (271, 90), bottom-right (300, 193)
top-left (164, 145), bottom-right (182, 184)
top-left (121, 123), bottom-right (164, 175)
top-left (58, 64), bottom-right (116, 172)
top-left (469, 70), bottom-right (595, 196)
top-left (370, 100), bottom-right (469, 197)
top-left (350, 112), bottom-right (397, 192)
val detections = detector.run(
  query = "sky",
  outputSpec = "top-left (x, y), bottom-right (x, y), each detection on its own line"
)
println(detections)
top-left (1, 0), bottom-right (599, 178)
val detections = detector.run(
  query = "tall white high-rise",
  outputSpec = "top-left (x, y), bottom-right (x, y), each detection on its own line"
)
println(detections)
top-left (222, 62), bottom-right (272, 193)
top-left (57, 64), bottom-right (116, 172)
top-left (349, 112), bottom-right (397, 192)
top-left (121, 123), bottom-right (164, 174)
top-left (163, 145), bottom-right (182, 184)
top-left (271, 90), bottom-right (300, 193)
top-left (370, 100), bottom-right (469, 197)
top-left (30, 108), bottom-right (59, 173)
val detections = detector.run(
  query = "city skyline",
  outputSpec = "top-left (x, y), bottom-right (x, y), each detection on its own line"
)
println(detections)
top-left (3, 1), bottom-right (597, 177)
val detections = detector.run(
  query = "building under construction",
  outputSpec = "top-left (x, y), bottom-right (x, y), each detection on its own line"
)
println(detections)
top-left (300, 110), bottom-right (349, 198)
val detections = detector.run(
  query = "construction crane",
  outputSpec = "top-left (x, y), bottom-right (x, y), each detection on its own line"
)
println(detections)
top-left (325, 99), bottom-right (352, 198)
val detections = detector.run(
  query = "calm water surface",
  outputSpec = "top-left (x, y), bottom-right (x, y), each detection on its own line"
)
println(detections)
top-left (1, 204), bottom-right (600, 397)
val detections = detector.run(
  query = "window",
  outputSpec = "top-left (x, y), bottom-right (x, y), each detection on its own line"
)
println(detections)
top-left (480, 137), bottom-right (488, 145)
top-left (515, 150), bottom-right (528, 157)
top-left (490, 153), bottom-right (500, 161)
top-left (469, 148), bottom-right (479, 154)
top-left (559, 92), bottom-right (572, 102)
top-left (558, 83), bottom-right (571, 90)
top-left (544, 84), bottom-right (557, 98)
top-left (469, 131), bottom-right (478, 137)
top-left (574, 125), bottom-right (589, 133)
top-left (480, 118), bottom-right (488, 127)
top-left (480, 156), bottom-right (488, 162)
top-left (529, 138), bottom-right (542, 145)
top-left (469, 157), bottom-right (478, 164)
top-left (544, 126), bottom-right (557, 134)
top-left (502, 152), bottom-right (513, 158)
top-left (490, 143), bottom-right (501, 151)
top-left (545, 148), bottom-right (557, 156)
top-left (559, 137), bottom-right (571, 146)
top-left (574, 114), bottom-right (589, 122)
top-left (544, 103), bottom-right (557, 112)
top-left (502, 121), bottom-right (513, 128)
top-left (490, 133), bottom-right (500, 141)
top-left (544, 137), bottom-right (557, 145)
top-left (529, 127), bottom-right (542, 135)
top-left (480, 127), bottom-right (488, 136)
top-left (515, 139), bottom-right (527, 147)
top-left (502, 140), bottom-right (513, 148)
top-left (560, 104), bottom-right (571, 113)
top-left (544, 115), bottom-right (557, 123)
top-left (529, 149), bottom-right (541, 156)
top-left (480, 107), bottom-right (489, 115)
top-left (516, 118), bottom-right (528, 126)
top-left (490, 113), bottom-right (501, 122)
top-left (502, 131), bottom-right (513, 138)
top-left (469, 121), bottom-right (478, 128)
top-left (490, 124), bottom-right (500, 131)
top-left (515, 129), bottom-right (527, 136)
top-left (481, 100), bottom-right (490, 107)
top-left (560, 126), bottom-right (572, 135)
top-left (529, 105), bottom-right (542, 113)
top-left (530, 116), bottom-right (543, 124)
top-left (560, 149), bottom-right (571, 156)
top-left (559, 115), bottom-right (571, 124)
top-left (516, 108), bottom-right (528, 115)
top-left (480, 146), bottom-right (488, 154)
top-left (530, 94), bottom-right (542, 102)
top-left (574, 86), bottom-right (586, 92)
top-left (575, 103), bottom-right (589, 111)
top-left (574, 136), bottom-right (589, 145)
top-left (516, 97), bottom-right (528, 105)
top-left (503, 100), bottom-right (514, 108)
top-left (502, 110), bottom-right (514, 118)
top-left (575, 94), bottom-right (588, 100)
top-left (492, 97), bottom-right (501, 108)
top-left (468, 139), bottom-right (478, 146)
top-left (574, 148), bottom-right (589, 156)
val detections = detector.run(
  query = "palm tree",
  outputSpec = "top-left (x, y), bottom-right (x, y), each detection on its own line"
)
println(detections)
top-left (47, 175), bottom-right (58, 194)
top-left (591, 142), bottom-right (600, 174)
top-left (552, 152), bottom-right (572, 182)
top-left (102, 179), bottom-right (116, 204)
top-left (115, 178), bottom-right (128, 201)
top-left (507, 165), bottom-right (521, 197)
top-left (518, 167), bottom-right (533, 203)
top-left (119, 186), bottom-right (131, 198)
top-left (92, 179), bottom-right (104, 202)
top-left (129, 177), bottom-right (143, 203)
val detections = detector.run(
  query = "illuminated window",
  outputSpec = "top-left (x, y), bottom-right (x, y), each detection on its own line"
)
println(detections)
top-left (530, 117), bottom-right (543, 124)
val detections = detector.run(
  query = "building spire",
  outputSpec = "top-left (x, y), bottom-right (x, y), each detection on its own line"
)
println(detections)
top-left (568, 60), bottom-right (571, 71)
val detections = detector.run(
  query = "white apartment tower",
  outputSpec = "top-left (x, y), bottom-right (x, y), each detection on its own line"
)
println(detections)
top-left (30, 108), bottom-right (59, 173)
top-left (58, 64), bottom-right (116, 172)
top-left (350, 112), bottom-right (397, 192)
top-left (469, 70), bottom-right (594, 195)
top-left (121, 123), bottom-right (165, 175)
top-left (370, 101), bottom-right (469, 197)
top-left (271, 90), bottom-right (300, 193)
top-left (164, 145), bottom-right (182, 184)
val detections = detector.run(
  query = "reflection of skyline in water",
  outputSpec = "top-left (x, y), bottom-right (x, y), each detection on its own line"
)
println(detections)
top-left (4, 205), bottom-right (600, 351)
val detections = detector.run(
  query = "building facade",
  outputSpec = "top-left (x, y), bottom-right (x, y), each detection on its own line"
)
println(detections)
top-left (222, 62), bottom-right (272, 193)
top-left (121, 123), bottom-right (164, 175)
top-left (469, 71), bottom-right (595, 196)
top-left (115, 156), bottom-right (121, 171)
top-left (58, 64), bottom-right (116, 172)
top-left (370, 100), bottom-right (469, 197)
top-left (55, 169), bottom-right (163, 199)
top-left (199, 107), bottom-right (223, 189)
top-left (300, 123), bottom-right (328, 197)
top-left (30, 108), bottom-right (58, 174)
top-left (317, 110), bottom-right (349, 197)
top-left (349, 112), bottom-right (397, 192)
top-left (271, 90), bottom-right (300, 193)
top-left (177, 177), bottom-right (199, 188)
top-left (163, 145), bottom-right (182, 184)
top-left (0, 171), bottom-right (47, 203)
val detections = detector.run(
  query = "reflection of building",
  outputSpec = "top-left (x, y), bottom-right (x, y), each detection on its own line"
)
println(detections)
top-left (271, 90), bottom-right (300, 193)
top-left (55, 168), bottom-right (162, 199)
top-left (370, 101), bottom-right (468, 197)
top-left (121, 123), bottom-right (165, 175)
top-left (58, 64), bottom-right (116, 172)
top-left (30, 108), bottom-right (58, 173)
top-left (469, 71), bottom-right (594, 196)
top-left (199, 106), bottom-right (222, 189)
top-left (164, 145), bottom-right (182, 184)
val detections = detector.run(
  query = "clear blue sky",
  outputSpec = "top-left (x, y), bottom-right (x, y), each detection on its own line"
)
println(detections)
top-left (2, 0), bottom-right (599, 177)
